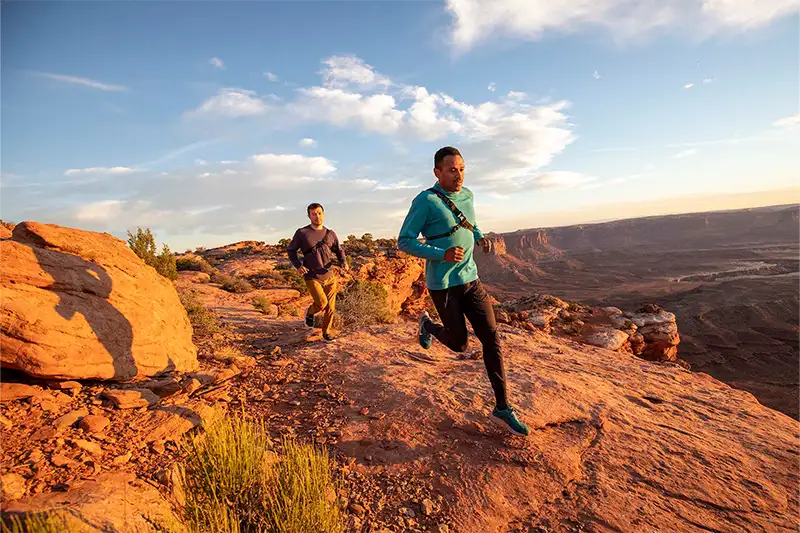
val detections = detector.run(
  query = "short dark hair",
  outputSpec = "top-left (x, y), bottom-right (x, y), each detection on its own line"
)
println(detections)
top-left (306, 202), bottom-right (325, 214)
top-left (307, 203), bottom-right (324, 214)
top-left (434, 146), bottom-right (462, 169)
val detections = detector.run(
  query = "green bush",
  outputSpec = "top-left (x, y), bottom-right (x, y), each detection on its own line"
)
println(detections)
top-left (179, 290), bottom-right (220, 336)
top-left (1, 512), bottom-right (74, 533)
top-left (335, 280), bottom-right (395, 328)
top-left (252, 295), bottom-right (272, 314)
top-left (222, 278), bottom-right (254, 294)
top-left (127, 227), bottom-right (178, 281)
top-left (211, 273), bottom-right (254, 294)
top-left (181, 414), bottom-right (343, 533)
top-left (177, 255), bottom-right (216, 275)
top-left (279, 270), bottom-right (308, 295)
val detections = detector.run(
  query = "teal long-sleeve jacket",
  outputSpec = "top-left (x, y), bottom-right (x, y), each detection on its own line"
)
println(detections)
top-left (397, 183), bottom-right (484, 290)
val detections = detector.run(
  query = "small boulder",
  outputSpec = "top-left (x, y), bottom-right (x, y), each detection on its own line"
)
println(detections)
top-left (0, 382), bottom-right (41, 402)
top-left (1, 473), bottom-right (27, 501)
top-left (54, 408), bottom-right (89, 429)
top-left (78, 415), bottom-right (110, 434)
top-left (102, 388), bottom-right (159, 409)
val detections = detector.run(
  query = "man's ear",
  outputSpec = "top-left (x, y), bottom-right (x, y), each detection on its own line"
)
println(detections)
top-left (433, 167), bottom-right (440, 179)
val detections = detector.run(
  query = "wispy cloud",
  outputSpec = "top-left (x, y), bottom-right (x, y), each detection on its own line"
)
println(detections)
top-left (684, 82), bottom-right (695, 89)
top-left (299, 138), bottom-right (318, 147)
top-left (34, 72), bottom-right (128, 92)
top-left (446, 0), bottom-right (798, 50)
top-left (672, 148), bottom-right (697, 159)
top-left (593, 70), bottom-right (602, 80)
top-left (186, 88), bottom-right (268, 118)
top-left (488, 82), bottom-right (496, 92)
top-left (703, 78), bottom-right (714, 84)
top-left (773, 114), bottom-right (800, 128)
top-left (265, 72), bottom-right (279, 82)
top-left (210, 57), bottom-right (225, 70)
top-left (64, 166), bottom-right (136, 176)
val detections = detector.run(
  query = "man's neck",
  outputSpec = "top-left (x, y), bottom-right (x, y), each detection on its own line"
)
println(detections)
top-left (310, 224), bottom-right (324, 230)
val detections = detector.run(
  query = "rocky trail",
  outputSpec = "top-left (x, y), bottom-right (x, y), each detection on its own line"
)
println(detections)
top-left (2, 223), bottom-right (798, 533)
top-left (181, 280), bottom-right (800, 533)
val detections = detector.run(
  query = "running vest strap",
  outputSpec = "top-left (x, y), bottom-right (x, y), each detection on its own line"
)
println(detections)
top-left (304, 229), bottom-right (331, 255)
top-left (424, 188), bottom-right (475, 241)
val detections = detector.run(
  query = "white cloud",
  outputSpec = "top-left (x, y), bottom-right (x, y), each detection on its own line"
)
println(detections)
top-left (187, 88), bottom-right (268, 118)
top-left (507, 91), bottom-right (527, 100)
top-left (251, 153), bottom-right (337, 180)
top-left (290, 87), bottom-right (404, 134)
top-left (74, 200), bottom-right (125, 221)
top-left (445, 0), bottom-right (798, 50)
top-left (530, 171), bottom-right (596, 189)
top-left (405, 87), bottom-right (463, 140)
top-left (195, 159), bottom-right (208, 166)
top-left (299, 138), bottom-right (318, 147)
top-left (265, 72), bottom-right (279, 82)
top-left (703, 78), bottom-right (714, 84)
top-left (593, 70), bottom-right (602, 80)
top-left (252, 205), bottom-right (287, 214)
top-left (220, 160), bottom-right (239, 165)
top-left (375, 180), bottom-right (421, 190)
top-left (64, 166), bottom-right (135, 176)
top-left (488, 82), bottom-right (497, 92)
top-left (684, 82), bottom-right (695, 89)
top-left (321, 55), bottom-right (391, 90)
top-left (673, 148), bottom-right (698, 159)
top-left (773, 114), bottom-right (800, 128)
top-left (35, 72), bottom-right (128, 92)
top-left (210, 57), bottom-right (225, 70)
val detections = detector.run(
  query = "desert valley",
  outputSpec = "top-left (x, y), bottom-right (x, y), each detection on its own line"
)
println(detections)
top-left (0, 204), bottom-right (797, 532)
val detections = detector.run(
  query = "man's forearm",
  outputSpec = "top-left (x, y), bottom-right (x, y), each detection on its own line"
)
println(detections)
top-left (398, 237), bottom-right (447, 260)
top-left (287, 248), bottom-right (302, 269)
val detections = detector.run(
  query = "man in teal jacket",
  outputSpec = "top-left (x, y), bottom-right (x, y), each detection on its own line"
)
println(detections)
top-left (398, 146), bottom-right (529, 437)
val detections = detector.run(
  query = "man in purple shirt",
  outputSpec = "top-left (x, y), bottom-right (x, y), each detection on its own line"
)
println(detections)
top-left (286, 203), bottom-right (348, 341)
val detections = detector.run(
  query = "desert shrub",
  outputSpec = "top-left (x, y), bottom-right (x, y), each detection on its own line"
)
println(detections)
top-left (277, 238), bottom-right (291, 248)
top-left (127, 227), bottom-right (178, 281)
top-left (252, 295), bottom-right (272, 314)
top-left (177, 255), bottom-right (216, 275)
top-left (278, 270), bottom-right (308, 295)
top-left (179, 290), bottom-right (220, 336)
top-left (222, 278), bottom-right (254, 294)
top-left (181, 414), bottom-right (343, 533)
top-left (1, 512), bottom-right (75, 533)
top-left (279, 304), bottom-right (300, 317)
top-left (335, 280), bottom-right (395, 328)
top-left (211, 344), bottom-right (243, 363)
top-left (211, 273), bottom-right (254, 294)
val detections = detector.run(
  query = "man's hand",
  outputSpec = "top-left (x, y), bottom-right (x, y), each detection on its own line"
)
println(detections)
top-left (444, 246), bottom-right (465, 262)
top-left (476, 238), bottom-right (491, 254)
top-left (296, 266), bottom-right (309, 275)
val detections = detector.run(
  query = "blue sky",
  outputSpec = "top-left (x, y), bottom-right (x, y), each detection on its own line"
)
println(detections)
top-left (2, 0), bottom-right (798, 250)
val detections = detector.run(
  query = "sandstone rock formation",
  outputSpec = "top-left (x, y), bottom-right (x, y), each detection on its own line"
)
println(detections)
top-left (3, 472), bottom-right (184, 532)
top-left (1, 222), bottom-right (198, 380)
top-left (355, 252), bottom-right (425, 315)
top-left (497, 295), bottom-right (682, 362)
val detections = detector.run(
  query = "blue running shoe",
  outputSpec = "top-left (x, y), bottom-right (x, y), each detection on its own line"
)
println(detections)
top-left (491, 406), bottom-right (530, 436)
top-left (418, 312), bottom-right (433, 350)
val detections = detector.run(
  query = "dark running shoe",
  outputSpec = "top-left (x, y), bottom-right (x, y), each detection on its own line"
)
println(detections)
top-left (491, 406), bottom-right (530, 437)
top-left (305, 314), bottom-right (315, 328)
top-left (418, 312), bottom-right (433, 350)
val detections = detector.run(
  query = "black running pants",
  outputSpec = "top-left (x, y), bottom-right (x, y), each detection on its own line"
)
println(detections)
top-left (424, 280), bottom-right (509, 410)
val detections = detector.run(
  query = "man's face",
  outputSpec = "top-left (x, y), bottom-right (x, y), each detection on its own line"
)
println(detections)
top-left (434, 154), bottom-right (465, 192)
top-left (308, 207), bottom-right (324, 226)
